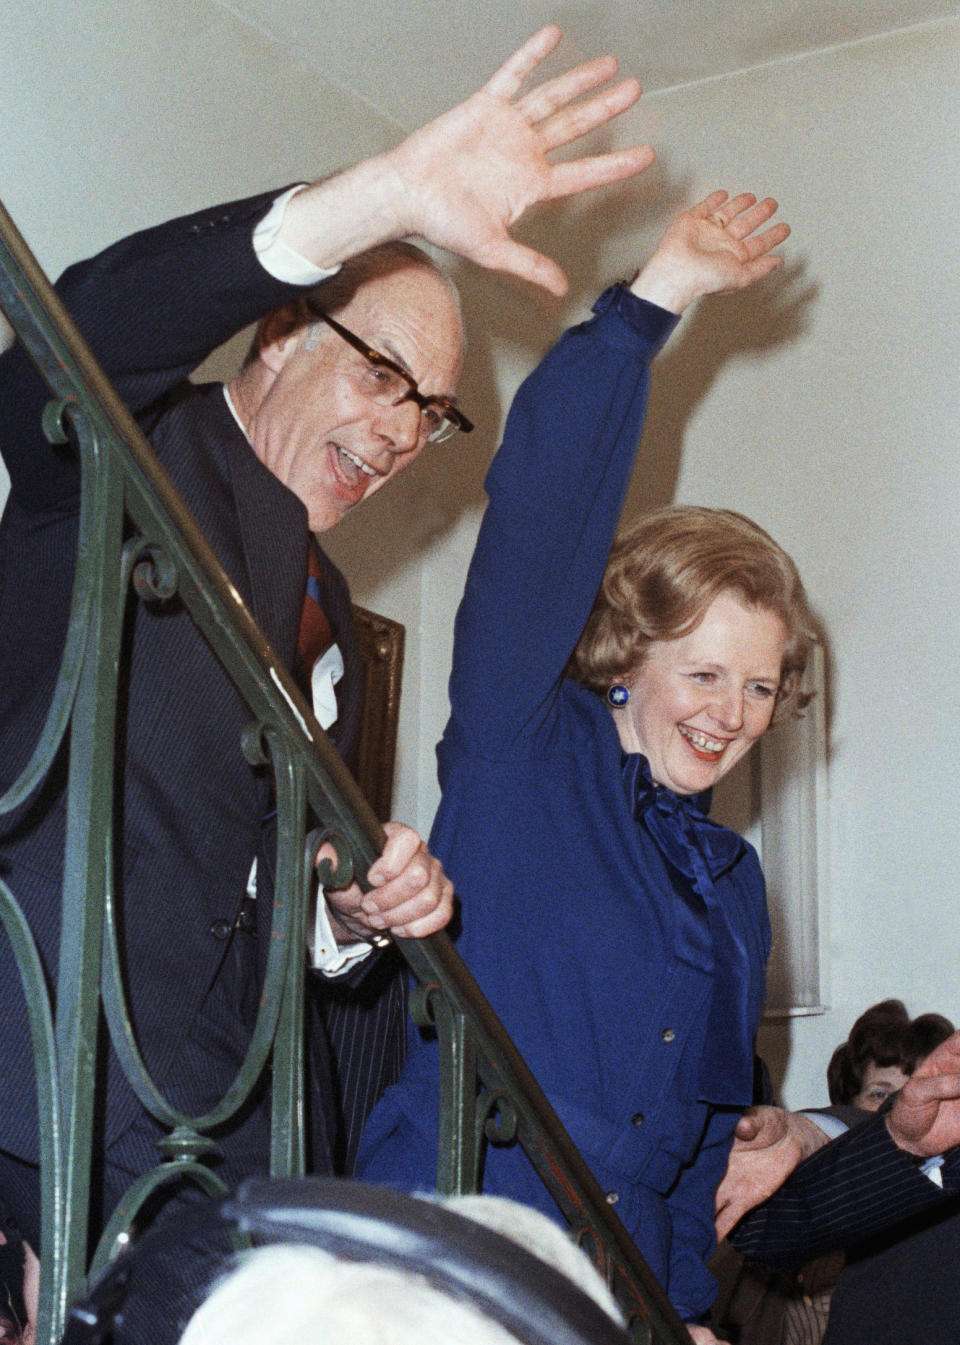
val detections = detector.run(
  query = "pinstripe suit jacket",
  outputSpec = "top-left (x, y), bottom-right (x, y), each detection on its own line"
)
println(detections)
top-left (730, 1111), bottom-right (960, 1343)
top-left (0, 190), bottom-right (403, 1177)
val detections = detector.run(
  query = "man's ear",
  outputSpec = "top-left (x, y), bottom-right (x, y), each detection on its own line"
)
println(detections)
top-left (255, 299), bottom-right (310, 373)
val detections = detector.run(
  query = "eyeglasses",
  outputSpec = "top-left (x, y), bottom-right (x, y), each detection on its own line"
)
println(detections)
top-left (306, 309), bottom-right (474, 444)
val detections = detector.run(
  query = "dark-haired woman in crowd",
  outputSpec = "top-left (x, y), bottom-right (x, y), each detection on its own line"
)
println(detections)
top-left (715, 999), bottom-right (956, 1345)
top-left (359, 189), bottom-right (802, 1342)
top-left (827, 998), bottom-right (955, 1113)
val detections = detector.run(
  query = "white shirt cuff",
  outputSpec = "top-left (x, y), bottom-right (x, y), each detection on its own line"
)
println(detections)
top-left (804, 1112), bottom-right (944, 1187)
top-left (310, 894), bottom-right (378, 976)
top-left (802, 1111), bottom-right (850, 1141)
top-left (253, 185), bottom-right (342, 285)
top-left (920, 1154), bottom-right (945, 1186)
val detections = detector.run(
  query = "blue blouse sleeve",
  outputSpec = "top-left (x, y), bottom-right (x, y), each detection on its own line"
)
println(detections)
top-left (445, 285), bottom-right (679, 751)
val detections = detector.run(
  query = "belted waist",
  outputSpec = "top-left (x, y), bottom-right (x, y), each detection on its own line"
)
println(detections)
top-left (557, 1096), bottom-right (690, 1195)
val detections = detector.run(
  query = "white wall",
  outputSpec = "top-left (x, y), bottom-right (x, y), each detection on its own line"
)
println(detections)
top-left (2, 7), bottom-right (958, 1110)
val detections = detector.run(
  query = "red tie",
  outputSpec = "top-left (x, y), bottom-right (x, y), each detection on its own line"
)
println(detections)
top-left (297, 545), bottom-right (333, 688)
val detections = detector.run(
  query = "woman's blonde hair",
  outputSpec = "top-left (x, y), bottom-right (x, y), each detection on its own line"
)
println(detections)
top-left (568, 505), bottom-right (813, 720)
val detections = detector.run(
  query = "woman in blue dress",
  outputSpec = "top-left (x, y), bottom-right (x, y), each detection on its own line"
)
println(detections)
top-left (359, 191), bottom-right (810, 1340)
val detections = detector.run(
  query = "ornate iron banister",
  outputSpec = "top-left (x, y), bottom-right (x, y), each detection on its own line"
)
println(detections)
top-left (0, 196), bottom-right (692, 1345)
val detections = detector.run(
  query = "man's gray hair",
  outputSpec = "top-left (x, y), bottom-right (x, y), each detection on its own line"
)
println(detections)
top-left (306, 240), bottom-right (463, 332)
top-left (243, 240), bottom-right (464, 368)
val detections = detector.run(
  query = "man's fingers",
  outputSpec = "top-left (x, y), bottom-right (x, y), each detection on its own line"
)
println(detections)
top-left (363, 858), bottom-right (433, 910)
top-left (362, 874), bottom-right (455, 937)
top-left (731, 1106), bottom-right (789, 1147)
top-left (516, 58), bottom-right (632, 131)
top-left (367, 828), bottom-right (420, 885)
top-left (687, 1325), bottom-right (722, 1345)
top-left (545, 144), bottom-right (656, 202)
top-left (383, 890), bottom-right (455, 940)
top-left (484, 29), bottom-right (641, 150)
top-left (911, 1030), bottom-right (960, 1081)
top-left (733, 1112), bottom-right (764, 1142)
top-left (484, 24), bottom-right (564, 100)
top-left (903, 1075), bottom-right (960, 1107)
top-left (469, 237), bottom-right (570, 296)
top-left (361, 824), bottom-right (455, 936)
top-left (537, 76), bottom-right (644, 151)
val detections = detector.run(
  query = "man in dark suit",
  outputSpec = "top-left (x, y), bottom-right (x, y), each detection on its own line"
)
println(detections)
top-left (0, 26), bottom-right (656, 1256)
top-left (716, 1030), bottom-right (960, 1344)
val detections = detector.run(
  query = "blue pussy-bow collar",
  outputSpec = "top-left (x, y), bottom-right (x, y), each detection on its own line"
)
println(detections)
top-left (620, 752), bottom-right (755, 1104)
top-left (620, 753), bottom-right (744, 882)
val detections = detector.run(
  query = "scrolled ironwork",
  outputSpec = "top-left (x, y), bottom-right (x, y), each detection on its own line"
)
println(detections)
top-left (0, 877), bottom-right (66, 1321)
top-left (90, 1153), bottom-right (231, 1280)
top-left (240, 718), bottom-right (273, 767)
top-left (0, 408), bottom-right (101, 819)
top-left (478, 1088), bottom-right (520, 1146)
top-left (129, 541), bottom-right (179, 604)
top-left (41, 396), bottom-right (75, 444)
top-left (408, 979), bottom-right (442, 1030)
top-left (98, 723), bottom-right (307, 1154)
top-left (308, 826), bottom-right (356, 893)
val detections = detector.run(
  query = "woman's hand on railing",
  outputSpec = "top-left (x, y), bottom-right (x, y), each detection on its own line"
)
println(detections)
top-left (322, 821), bottom-right (455, 943)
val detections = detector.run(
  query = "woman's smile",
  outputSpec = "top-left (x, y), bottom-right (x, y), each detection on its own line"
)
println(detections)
top-left (611, 589), bottom-right (787, 794)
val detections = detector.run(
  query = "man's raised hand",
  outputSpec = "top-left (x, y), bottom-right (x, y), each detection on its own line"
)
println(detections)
top-left (384, 25), bottom-right (654, 294)
top-left (283, 26), bottom-right (654, 294)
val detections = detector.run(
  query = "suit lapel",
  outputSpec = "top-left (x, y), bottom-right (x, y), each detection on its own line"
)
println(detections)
top-left (217, 390), bottom-right (308, 670)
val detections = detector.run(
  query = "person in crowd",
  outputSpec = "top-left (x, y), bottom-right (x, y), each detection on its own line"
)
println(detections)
top-left (357, 188), bottom-right (799, 1343)
top-left (176, 1192), bottom-right (628, 1345)
top-left (827, 998), bottom-right (954, 1112)
top-left (716, 1026), bottom-right (960, 1345)
top-left (182, 1245), bottom-right (540, 1345)
top-left (712, 999), bottom-right (955, 1344)
top-left (0, 21), bottom-right (657, 1271)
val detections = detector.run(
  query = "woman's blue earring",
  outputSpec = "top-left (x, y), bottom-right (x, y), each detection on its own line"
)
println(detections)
top-left (606, 684), bottom-right (630, 708)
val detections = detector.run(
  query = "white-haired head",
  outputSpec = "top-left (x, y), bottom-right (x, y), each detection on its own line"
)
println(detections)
top-left (178, 1243), bottom-right (522, 1345)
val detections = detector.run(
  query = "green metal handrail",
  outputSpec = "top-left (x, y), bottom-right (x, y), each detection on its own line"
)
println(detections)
top-left (0, 196), bottom-right (692, 1345)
